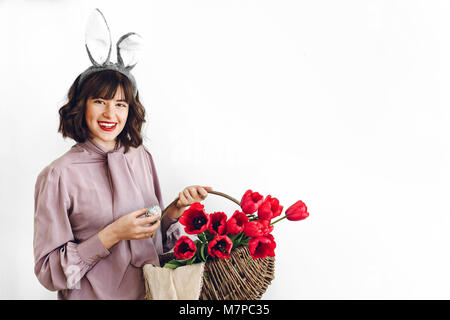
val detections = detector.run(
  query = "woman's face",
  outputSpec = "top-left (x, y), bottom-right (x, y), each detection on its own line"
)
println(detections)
top-left (85, 86), bottom-right (129, 150)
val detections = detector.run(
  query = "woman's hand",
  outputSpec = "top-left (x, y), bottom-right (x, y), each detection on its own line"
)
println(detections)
top-left (98, 208), bottom-right (160, 249)
top-left (177, 185), bottom-right (213, 209)
top-left (165, 185), bottom-right (213, 220)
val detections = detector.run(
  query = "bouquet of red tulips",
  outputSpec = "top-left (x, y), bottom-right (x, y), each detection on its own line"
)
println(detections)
top-left (164, 189), bottom-right (309, 269)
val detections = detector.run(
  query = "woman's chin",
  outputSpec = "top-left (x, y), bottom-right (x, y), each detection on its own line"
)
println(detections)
top-left (92, 134), bottom-right (118, 148)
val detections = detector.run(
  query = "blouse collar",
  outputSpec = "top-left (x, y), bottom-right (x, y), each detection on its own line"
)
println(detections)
top-left (79, 137), bottom-right (125, 157)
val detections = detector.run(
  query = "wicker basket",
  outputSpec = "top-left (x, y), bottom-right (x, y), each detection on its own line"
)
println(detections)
top-left (156, 190), bottom-right (276, 300)
top-left (200, 245), bottom-right (274, 299)
top-left (158, 245), bottom-right (275, 300)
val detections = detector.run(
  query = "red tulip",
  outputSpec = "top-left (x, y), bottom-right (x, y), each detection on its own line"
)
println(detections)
top-left (207, 235), bottom-right (233, 259)
top-left (173, 236), bottom-right (197, 260)
top-left (257, 195), bottom-right (283, 221)
top-left (243, 220), bottom-right (273, 238)
top-left (178, 202), bottom-right (210, 234)
top-left (209, 211), bottom-right (228, 235)
top-left (240, 190), bottom-right (264, 215)
top-left (226, 210), bottom-right (249, 235)
top-left (285, 201), bottom-right (309, 221)
top-left (248, 234), bottom-right (276, 259)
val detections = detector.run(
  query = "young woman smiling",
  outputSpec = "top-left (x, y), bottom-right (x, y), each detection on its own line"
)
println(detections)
top-left (33, 70), bottom-right (211, 299)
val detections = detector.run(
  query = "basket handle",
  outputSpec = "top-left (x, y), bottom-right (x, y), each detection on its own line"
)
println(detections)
top-left (160, 190), bottom-right (241, 221)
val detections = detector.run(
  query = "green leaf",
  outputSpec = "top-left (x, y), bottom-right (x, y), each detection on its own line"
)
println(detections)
top-left (240, 234), bottom-right (250, 246)
top-left (194, 244), bottom-right (202, 261)
top-left (164, 262), bottom-right (180, 269)
top-left (200, 242), bottom-right (207, 262)
top-left (163, 259), bottom-right (188, 269)
top-left (198, 233), bottom-right (207, 243)
top-left (234, 232), bottom-right (245, 247)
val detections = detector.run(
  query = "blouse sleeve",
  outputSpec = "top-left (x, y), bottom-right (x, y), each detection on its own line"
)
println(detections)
top-left (144, 147), bottom-right (181, 253)
top-left (33, 166), bottom-right (111, 291)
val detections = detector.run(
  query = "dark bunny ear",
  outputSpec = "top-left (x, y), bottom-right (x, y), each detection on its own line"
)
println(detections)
top-left (85, 8), bottom-right (112, 66)
top-left (117, 32), bottom-right (143, 70)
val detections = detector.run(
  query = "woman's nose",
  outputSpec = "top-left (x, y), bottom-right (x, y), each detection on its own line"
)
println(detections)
top-left (103, 103), bottom-right (115, 118)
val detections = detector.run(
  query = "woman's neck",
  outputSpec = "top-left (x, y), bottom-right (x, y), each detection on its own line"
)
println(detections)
top-left (91, 137), bottom-right (117, 151)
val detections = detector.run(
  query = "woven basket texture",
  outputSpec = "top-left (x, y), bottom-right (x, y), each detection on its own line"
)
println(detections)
top-left (158, 245), bottom-right (275, 300)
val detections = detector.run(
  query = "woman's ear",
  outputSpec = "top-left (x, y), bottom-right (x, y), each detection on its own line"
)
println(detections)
top-left (116, 32), bottom-right (143, 71)
top-left (85, 8), bottom-right (112, 66)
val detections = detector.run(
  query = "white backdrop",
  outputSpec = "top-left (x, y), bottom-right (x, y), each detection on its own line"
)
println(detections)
top-left (1, 0), bottom-right (450, 299)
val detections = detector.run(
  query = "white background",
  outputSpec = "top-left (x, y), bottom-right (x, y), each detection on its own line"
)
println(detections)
top-left (1, 0), bottom-right (450, 299)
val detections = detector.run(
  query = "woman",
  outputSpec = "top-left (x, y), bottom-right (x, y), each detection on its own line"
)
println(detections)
top-left (33, 69), bottom-right (211, 299)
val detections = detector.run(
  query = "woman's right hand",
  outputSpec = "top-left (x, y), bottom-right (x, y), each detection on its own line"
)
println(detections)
top-left (98, 208), bottom-right (160, 249)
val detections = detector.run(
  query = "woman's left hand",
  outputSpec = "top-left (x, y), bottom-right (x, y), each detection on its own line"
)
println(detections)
top-left (165, 185), bottom-right (213, 220)
top-left (176, 185), bottom-right (213, 209)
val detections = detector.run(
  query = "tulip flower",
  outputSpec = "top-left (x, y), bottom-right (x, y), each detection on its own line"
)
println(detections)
top-left (208, 235), bottom-right (233, 259)
top-left (248, 234), bottom-right (276, 259)
top-left (178, 202), bottom-right (210, 234)
top-left (226, 210), bottom-right (249, 235)
top-left (240, 190), bottom-right (264, 215)
top-left (243, 220), bottom-right (273, 238)
top-left (270, 200), bottom-right (309, 225)
top-left (164, 189), bottom-right (309, 269)
top-left (209, 211), bottom-right (228, 235)
top-left (257, 195), bottom-right (283, 221)
top-left (174, 236), bottom-right (197, 260)
top-left (285, 200), bottom-right (309, 221)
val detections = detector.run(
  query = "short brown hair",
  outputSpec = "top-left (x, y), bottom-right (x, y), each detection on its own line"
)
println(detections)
top-left (58, 70), bottom-right (146, 153)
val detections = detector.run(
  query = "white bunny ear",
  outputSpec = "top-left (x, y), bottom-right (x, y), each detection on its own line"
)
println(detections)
top-left (85, 9), bottom-right (112, 66)
top-left (117, 33), bottom-right (143, 70)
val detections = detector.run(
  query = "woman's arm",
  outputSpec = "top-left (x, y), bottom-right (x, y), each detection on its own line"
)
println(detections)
top-left (164, 202), bottom-right (185, 220)
top-left (34, 167), bottom-right (111, 291)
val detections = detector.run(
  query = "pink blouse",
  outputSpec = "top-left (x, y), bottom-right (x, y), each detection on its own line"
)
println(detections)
top-left (33, 138), bottom-right (181, 299)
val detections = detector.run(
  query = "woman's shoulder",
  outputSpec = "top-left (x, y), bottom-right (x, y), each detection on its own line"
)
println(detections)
top-left (36, 144), bottom-right (87, 179)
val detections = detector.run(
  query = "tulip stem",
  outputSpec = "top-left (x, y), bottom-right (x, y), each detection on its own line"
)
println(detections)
top-left (270, 215), bottom-right (287, 226)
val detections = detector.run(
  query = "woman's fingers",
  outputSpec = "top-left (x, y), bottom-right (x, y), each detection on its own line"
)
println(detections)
top-left (138, 214), bottom-right (160, 226)
top-left (187, 186), bottom-right (199, 199)
top-left (177, 192), bottom-right (188, 208)
top-left (198, 187), bottom-right (208, 199)
top-left (184, 189), bottom-right (195, 203)
top-left (131, 208), bottom-right (148, 218)
top-left (176, 185), bottom-right (214, 209)
top-left (138, 221), bottom-right (161, 238)
top-left (188, 186), bottom-right (211, 201)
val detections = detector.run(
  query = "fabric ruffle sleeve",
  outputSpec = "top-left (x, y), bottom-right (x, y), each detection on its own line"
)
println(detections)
top-left (33, 166), bottom-right (110, 291)
top-left (143, 147), bottom-right (181, 253)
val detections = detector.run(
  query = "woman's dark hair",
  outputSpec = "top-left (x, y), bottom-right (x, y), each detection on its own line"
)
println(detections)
top-left (58, 70), bottom-right (146, 153)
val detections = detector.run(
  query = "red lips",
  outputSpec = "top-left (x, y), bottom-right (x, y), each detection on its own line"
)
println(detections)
top-left (98, 122), bottom-right (117, 131)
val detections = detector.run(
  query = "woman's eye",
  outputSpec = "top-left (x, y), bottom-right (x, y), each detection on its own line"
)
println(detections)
top-left (94, 100), bottom-right (105, 104)
top-left (117, 103), bottom-right (128, 108)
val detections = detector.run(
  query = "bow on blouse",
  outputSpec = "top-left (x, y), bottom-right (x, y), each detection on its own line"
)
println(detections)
top-left (81, 138), bottom-right (162, 267)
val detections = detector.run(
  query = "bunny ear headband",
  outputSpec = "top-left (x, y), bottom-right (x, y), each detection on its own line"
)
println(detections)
top-left (78, 8), bottom-right (142, 96)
